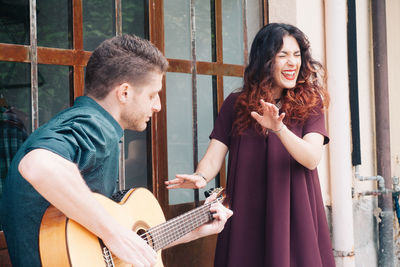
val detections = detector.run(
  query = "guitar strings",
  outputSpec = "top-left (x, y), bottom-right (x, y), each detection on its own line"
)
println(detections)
top-left (154, 195), bottom-right (222, 233)
top-left (141, 204), bottom-right (209, 238)
top-left (147, 198), bottom-right (218, 236)
top-left (153, 207), bottom-right (210, 248)
top-left (151, 212), bottom-right (209, 250)
top-left (142, 196), bottom-right (222, 246)
top-left (143, 201), bottom-right (212, 248)
top-left (141, 198), bottom-right (217, 237)
top-left (140, 199), bottom-right (220, 250)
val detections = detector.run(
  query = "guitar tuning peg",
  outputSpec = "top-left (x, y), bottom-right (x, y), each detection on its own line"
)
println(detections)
top-left (204, 188), bottom-right (215, 198)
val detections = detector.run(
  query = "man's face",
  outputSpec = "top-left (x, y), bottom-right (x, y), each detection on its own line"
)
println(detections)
top-left (121, 71), bottom-right (163, 131)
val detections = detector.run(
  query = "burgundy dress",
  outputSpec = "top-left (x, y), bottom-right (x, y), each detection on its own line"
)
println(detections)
top-left (212, 93), bottom-right (335, 267)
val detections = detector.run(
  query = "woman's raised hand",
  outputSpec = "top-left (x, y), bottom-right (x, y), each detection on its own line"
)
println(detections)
top-left (251, 99), bottom-right (285, 132)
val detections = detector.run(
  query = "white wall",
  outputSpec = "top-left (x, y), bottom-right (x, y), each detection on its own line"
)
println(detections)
top-left (352, 1), bottom-right (379, 266)
top-left (387, 0), bottom-right (400, 184)
top-left (386, 0), bottom-right (400, 263)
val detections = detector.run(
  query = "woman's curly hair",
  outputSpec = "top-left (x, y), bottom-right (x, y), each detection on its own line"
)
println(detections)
top-left (233, 23), bottom-right (329, 135)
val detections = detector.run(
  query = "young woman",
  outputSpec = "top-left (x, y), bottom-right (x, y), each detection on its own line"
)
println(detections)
top-left (166, 23), bottom-right (335, 267)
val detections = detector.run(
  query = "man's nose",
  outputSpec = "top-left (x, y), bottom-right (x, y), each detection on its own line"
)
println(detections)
top-left (153, 95), bottom-right (161, 112)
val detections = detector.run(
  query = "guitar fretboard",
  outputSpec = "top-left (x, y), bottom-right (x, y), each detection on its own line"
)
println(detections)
top-left (144, 200), bottom-right (217, 251)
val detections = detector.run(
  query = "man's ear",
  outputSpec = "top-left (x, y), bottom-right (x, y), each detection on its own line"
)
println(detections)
top-left (116, 83), bottom-right (131, 104)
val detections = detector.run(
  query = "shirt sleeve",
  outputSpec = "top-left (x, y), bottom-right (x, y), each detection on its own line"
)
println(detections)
top-left (210, 93), bottom-right (239, 148)
top-left (25, 118), bottom-right (106, 173)
top-left (302, 105), bottom-right (330, 145)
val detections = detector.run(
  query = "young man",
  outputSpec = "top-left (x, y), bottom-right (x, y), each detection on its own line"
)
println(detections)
top-left (0, 34), bottom-right (232, 267)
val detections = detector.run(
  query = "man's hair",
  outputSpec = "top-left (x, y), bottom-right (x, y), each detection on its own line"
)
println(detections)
top-left (84, 34), bottom-right (169, 99)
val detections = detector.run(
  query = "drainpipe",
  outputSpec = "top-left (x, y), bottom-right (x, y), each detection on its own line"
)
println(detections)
top-left (324, 1), bottom-right (355, 266)
top-left (371, 1), bottom-right (394, 266)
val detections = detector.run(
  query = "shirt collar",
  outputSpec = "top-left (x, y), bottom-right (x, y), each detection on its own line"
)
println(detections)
top-left (74, 96), bottom-right (124, 138)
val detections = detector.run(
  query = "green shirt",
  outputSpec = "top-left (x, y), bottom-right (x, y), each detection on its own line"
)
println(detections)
top-left (0, 96), bottom-right (123, 267)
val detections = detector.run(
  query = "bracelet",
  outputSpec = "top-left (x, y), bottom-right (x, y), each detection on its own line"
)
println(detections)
top-left (269, 124), bottom-right (286, 133)
top-left (194, 172), bottom-right (207, 183)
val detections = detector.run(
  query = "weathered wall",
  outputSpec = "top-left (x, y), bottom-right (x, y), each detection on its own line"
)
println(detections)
top-left (352, 1), bottom-right (379, 266)
top-left (386, 0), bottom-right (400, 264)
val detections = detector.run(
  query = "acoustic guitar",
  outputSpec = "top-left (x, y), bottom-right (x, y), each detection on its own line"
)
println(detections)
top-left (39, 187), bottom-right (224, 267)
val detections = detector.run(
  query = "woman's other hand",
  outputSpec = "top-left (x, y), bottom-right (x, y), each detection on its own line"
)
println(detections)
top-left (165, 173), bottom-right (207, 189)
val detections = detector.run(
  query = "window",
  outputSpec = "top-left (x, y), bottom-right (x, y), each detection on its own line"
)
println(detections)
top-left (163, 0), bottom-right (248, 205)
top-left (0, 0), bottom-right (268, 206)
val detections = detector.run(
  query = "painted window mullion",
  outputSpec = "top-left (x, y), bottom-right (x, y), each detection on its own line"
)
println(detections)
top-left (30, 0), bottom-right (39, 131)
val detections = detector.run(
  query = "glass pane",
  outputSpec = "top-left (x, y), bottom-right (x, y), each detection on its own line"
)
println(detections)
top-left (124, 130), bottom-right (148, 188)
top-left (0, 62), bottom-right (31, 197)
top-left (37, 0), bottom-right (71, 49)
top-left (0, 0), bottom-right (30, 45)
top-left (222, 0), bottom-right (244, 65)
top-left (195, 0), bottom-right (213, 62)
top-left (223, 76), bottom-right (243, 99)
top-left (197, 75), bottom-right (216, 200)
top-left (166, 73), bottom-right (194, 204)
top-left (164, 0), bottom-right (191, 60)
top-left (122, 0), bottom-right (147, 39)
top-left (83, 0), bottom-right (115, 51)
top-left (38, 65), bottom-right (70, 126)
top-left (0, 61), bottom-right (31, 132)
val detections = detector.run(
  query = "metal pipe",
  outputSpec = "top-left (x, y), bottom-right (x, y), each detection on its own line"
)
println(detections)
top-left (324, 1), bottom-right (355, 266)
top-left (371, 1), bottom-right (394, 266)
top-left (354, 165), bottom-right (385, 193)
top-left (242, 0), bottom-right (248, 65)
top-left (347, 0), bottom-right (362, 166)
top-left (30, 0), bottom-right (38, 131)
top-left (355, 167), bottom-right (400, 197)
top-left (115, 0), bottom-right (125, 191)
top-left (190, 0), bottom-right (200, 204)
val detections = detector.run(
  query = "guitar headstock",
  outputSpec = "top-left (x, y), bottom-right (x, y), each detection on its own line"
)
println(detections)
top-left (204, 187), bottom-right (224, 198)
top-left (204, 187), bottom-right (228, 207)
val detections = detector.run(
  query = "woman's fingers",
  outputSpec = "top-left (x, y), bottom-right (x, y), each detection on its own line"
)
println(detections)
top-left (250, 111), bottom-right (262, 122)
top-left (278, 112), bottom-right (286, 122)
top-left (165, 174), bottom-right (205, 189)
top-left (252, 99), bottom-right (284, 130)
top-left (165, 177), bottom-right (183, 185)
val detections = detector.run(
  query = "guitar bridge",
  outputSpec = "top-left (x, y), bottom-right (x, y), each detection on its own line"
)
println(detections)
top-left (99, 239), bottom-right (115, 267)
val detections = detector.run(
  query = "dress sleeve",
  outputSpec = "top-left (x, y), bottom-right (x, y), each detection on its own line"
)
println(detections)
top-left (302, 105), bottom-right (330, 145)
top-left (209, 93), bottom-right (239, 148)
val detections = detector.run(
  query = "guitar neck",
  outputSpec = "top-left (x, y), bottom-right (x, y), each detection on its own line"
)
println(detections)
top-left (146, 201), bottom-right (215, 251)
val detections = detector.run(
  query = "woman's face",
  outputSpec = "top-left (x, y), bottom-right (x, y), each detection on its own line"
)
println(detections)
top-left (272, 35), bottom-right (301, 97)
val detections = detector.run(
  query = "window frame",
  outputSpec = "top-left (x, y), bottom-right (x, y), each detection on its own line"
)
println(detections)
top-left (0, 0), bottom-right (269, 212)
top-left (151, 0), bottom-right (246, 209)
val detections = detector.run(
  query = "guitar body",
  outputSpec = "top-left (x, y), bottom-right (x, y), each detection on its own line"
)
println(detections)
top-left (39, 188), bottom-right (166, 267)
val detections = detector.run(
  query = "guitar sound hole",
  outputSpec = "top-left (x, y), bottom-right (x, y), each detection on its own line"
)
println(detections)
top-left (137, 229), bottom-right (146, 236)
